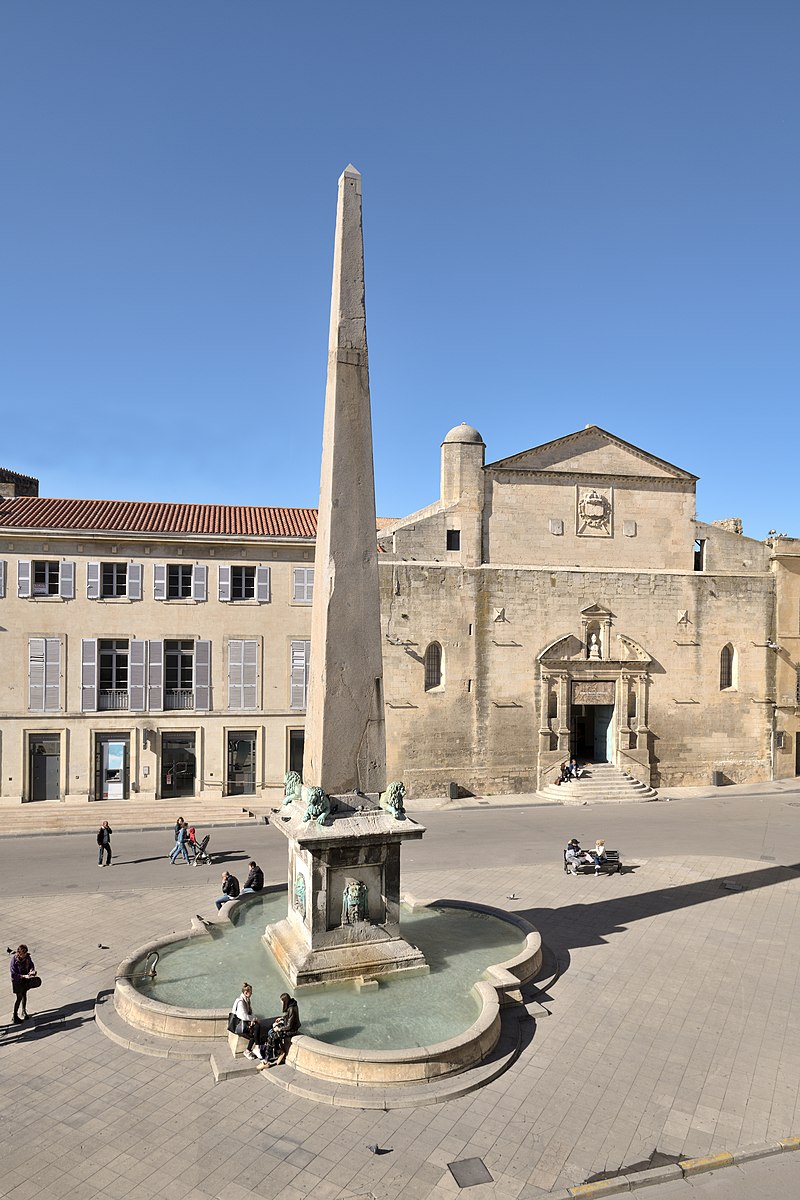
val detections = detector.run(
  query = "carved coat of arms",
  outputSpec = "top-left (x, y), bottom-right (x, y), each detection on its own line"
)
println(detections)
top-left (577, 486), bottom-right (612, 537)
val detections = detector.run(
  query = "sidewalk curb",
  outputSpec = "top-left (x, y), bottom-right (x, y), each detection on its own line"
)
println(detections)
top-left (567, 1137), bottom-right (800, 1196)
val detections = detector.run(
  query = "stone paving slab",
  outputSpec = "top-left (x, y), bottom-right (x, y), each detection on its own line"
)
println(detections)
top-left (2, 835), bottom-right (800, 1199)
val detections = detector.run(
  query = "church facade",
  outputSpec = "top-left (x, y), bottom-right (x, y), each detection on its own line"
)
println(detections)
top-left (1, 423), bottom-right (799, 810)
top-left (377, 423), bottom-right (800, 796)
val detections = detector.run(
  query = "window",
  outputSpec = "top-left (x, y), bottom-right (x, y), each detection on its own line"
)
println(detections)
top-left (231, 566), bottom-right (255, 600)
top-left (293, 568), bottom-right (314, 604)
top-left (218, 565), bottom-right (270, 602)
top-left (33, 561), bottom-right (60, 595)
top-left (424, 642), bottom-right (442, 691)
top-left (446, 529), bottom-right (461, 551)
top-left (228, 639), bottom-right (258, 709)
top-left (165, 640), bottom-right (194, 707)
top-left (290, 640), bottom-right (311, 709)
top-left (154, 563), bottom-right (206, 601)
top-left (694, 539), bottom-right (706, 571)
top-left (28, 637), bottom-right (61, 711)
top-left (102, 562), bottom-right (127, 597)
top-left (288, 729), bottom-right (305, 776)
top-left (168, 564), bottom-right (194, 598)
top-left (720, 644), bottom-right (734, 690)
top-left (99, 639), bottom-right (129, 709)
top-left (18, 560), bottom-right (74, 599)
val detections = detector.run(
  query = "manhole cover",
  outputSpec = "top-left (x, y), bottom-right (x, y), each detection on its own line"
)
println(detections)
top-left (448, 1158), bottom-right (493, 1188)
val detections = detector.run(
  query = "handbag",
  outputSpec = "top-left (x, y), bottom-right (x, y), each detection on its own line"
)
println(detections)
top-left (27, 976), bottom-right (42, 990)
top-left (227, 1012), bottom-right (240, 1034)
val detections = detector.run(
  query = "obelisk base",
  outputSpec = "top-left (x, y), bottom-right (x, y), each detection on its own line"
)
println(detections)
top-left (264, 917), bottom-right (429, 989)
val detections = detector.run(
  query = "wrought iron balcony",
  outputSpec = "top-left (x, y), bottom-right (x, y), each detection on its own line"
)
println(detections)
top-left (98, 689), bottom-right (129, 711)
top-left (164, 689), bottom-right (194, 710)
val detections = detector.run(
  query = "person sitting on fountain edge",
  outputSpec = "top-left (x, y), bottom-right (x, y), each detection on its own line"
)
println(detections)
top-left (215, 870), bottom-right (240, 911)
top-left (257, 992), bottom-right (300, 1067)
top-left (241, 860), bottom-right (264, 894)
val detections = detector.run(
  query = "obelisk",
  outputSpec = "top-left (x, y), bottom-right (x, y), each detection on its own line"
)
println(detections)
top-left (303, 165), bottom-right (386, 797)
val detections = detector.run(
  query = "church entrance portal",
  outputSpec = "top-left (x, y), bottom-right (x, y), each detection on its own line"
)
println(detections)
top-left (572, 703), bottom-right (614, 762)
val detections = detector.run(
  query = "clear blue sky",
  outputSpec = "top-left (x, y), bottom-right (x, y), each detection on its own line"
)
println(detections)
top-left (2, 2), bottom-right (798, 537)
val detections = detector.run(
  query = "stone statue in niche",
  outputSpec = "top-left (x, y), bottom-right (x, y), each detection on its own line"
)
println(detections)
top-left (293, 874), bottom-right (306, 918)
top-left (341, 878), bottom-right (369, 925)
top-left (588, 633), bottom-right (602, 660)
top-left (380, 780), bottom-right (406, 820)
top-left (283, 770), bottom-right (302, 806)
top-left (302, 786), bottom-right (332, 826)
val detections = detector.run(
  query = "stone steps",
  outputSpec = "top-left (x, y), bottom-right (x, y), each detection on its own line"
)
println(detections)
top-left (0, 798), bottom-right (268, 836)
top-left (538, 762), bottom-right (658, 805)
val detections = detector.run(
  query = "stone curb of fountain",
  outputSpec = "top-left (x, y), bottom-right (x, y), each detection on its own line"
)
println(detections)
top-left (245, 1001), bottom-right (529, 1109)
top-left (552, 1138), bottom-right (800, 1198)
top-left (94, 988), bottom-right (214, 1060)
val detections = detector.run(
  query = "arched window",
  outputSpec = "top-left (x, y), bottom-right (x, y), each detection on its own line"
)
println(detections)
top-left (720, 644), bottom-right (734, 690)
top-left (424, 642), bottom-right (442, 691)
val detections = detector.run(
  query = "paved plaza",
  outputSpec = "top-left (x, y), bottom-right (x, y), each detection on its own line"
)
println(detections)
top-left (2, 790), bottom-right (800, 1200)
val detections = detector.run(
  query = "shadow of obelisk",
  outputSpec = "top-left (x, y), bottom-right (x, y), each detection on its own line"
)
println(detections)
top-left (264, 167), bottom-right (427, 987)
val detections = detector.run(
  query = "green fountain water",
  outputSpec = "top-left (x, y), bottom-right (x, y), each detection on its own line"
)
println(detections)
top-left (133, 891), bottom-right (525, 1051)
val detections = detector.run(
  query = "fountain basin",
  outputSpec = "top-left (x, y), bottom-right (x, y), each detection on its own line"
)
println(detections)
top-left (113, 892), bottom-right (541, 1086)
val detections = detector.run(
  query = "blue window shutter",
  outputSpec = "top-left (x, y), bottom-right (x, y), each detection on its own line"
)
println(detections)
top-left (59, 561), bottom-right (75, 599)
top-left (81, 639), bottom-right (98, 712)
top-left (0, 561), bottom-right (5, 598)
top-left (87, 562), bottom-right (101, 599)
top-left (195, 640), bottom-right (211, 709)
top-left (154, 564), bottom-right (167, 601)
top-left (228, 639), bottom-right (243, 708)
top-left (129, 639), bottom-right (146, 711)
top-left (148, 640), bottom-right (163, 710)
top-left (218, 566), bottom-right (231, 602)
top-left (256, 566), bottom-right (271, 603)
top-left (192, 565), bottom-right (207, 602)
top-left (243, 639), bottom-right (258, 709)
top-left (128, 563), bottom-right (142, 600)
top-left (18, 561), bottom-right (31, 598)
top-left (44, 638), bottom-right (61, 711)
top-left (28, 638), bottom-right (45, 710)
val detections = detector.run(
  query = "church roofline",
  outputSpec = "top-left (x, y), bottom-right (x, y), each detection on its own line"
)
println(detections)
top-left (486, 425), bottom-right (698, 482)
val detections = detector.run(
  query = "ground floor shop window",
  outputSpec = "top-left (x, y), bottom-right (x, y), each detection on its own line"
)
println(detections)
top-left (95, 734), bottom-right (130, 800)
top-left (28, 735), bottom-right (60, 801)
top-left (226, 731), bottom-right (256, 795)
top-left (161, 733), bottom-right (196, 798)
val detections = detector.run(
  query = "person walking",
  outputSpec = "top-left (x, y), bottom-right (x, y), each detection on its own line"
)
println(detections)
top-left (96, 820), bottom-right (113, 867)
top-left (10, 944), bottom-right (38, 1024)
top-left (169, 819), bottom-right (191, 864)
top-left (215, 870), bottom-right (240, 910)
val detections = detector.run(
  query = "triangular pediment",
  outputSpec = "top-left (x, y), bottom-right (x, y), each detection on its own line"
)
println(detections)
top-left (581, 603), bottom-right (615, 618)
top-left (487, 426), bottom-right (697, 481)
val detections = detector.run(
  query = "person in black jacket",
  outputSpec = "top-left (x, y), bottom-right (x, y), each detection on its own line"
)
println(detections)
top-left (242, 861), bottom-right (264, 894)
top-left (96, 821), bottom-right (113, 867)
top-left (214, 871), bottom-right (240, 911)
top-left (258, 993), bottom-right (300, 1066)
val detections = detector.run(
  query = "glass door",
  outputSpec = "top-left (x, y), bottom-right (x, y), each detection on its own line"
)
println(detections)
top-left (29, 736), bottom-right (60, 801)
top-left (226, 732), bottom-right (256, 795)
top-left (161, 733), bottom-right (196, 798)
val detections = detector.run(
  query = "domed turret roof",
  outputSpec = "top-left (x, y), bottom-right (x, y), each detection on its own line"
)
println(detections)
top-left (441, 422), bottom-right (484, 446)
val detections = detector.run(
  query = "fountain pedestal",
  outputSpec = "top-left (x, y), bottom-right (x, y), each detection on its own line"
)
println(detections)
top-left (264, 795), bottom-right (428, 988)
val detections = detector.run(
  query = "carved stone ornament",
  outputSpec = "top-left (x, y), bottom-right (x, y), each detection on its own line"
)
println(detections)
top-left (577, 486), bottom-right (612, 537)
top-left (380, 780), bottom-right (406, 820)
top-left (340, 878), bottom-right (368, 926)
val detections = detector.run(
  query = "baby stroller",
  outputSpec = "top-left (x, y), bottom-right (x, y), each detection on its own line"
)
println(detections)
top-left (191, 834), bottom-right (213, 866)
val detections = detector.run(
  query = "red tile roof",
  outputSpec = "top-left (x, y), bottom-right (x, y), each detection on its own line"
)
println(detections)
top-left (0, 497), bottom-right (318, 538)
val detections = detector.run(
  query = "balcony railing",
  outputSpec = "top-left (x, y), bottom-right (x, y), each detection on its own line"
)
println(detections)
top-left (164, 689), bottom-right (194, 711)
top-left (98, 689), bottom-right (129, 711)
